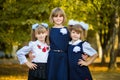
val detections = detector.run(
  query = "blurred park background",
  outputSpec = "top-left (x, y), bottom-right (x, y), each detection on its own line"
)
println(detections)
top-left (0, 0), bottom-right (120, 80)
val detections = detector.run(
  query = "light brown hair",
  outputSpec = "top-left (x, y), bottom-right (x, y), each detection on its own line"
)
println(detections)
top-left (49, 7), bottom-right (67, 24)
top-left (69, 24), bottom-right (87, 40)
top-left (31, 25), bottom-right (49, 44)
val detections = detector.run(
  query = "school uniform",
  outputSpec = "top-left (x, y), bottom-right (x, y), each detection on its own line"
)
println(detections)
top-left (16, 40), bottom-right (49, 80)
top-left (68, 40), bottom-right (97, 80)
top-left (47, 27), bottom-right (70, 80)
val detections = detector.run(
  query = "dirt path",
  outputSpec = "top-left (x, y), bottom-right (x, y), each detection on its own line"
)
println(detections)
top-left (92, 71), bottom-right (120, 80)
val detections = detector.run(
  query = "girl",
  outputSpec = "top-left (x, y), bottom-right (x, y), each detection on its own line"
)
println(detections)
top-left (16, 23), bottom-right (49, 80)
top-left (47, 7), bottom-right (70, 80)
top-left (68, 21), bottom-right (98, 80)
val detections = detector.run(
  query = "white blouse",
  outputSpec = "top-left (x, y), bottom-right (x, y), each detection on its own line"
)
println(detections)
top-left (16, 40), bottom-right (49, 64)
top-left (69, 40), bottom-right (97, 56)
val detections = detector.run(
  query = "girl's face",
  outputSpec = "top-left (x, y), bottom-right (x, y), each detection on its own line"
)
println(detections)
top-left (53, 14), bottom-right (64, 25)
top-left (70, 30), bottom-right (81, 42)
top-left (35, 31), bottom-right (47, 42)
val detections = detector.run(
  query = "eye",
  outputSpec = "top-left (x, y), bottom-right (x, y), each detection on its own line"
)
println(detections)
top-left (54, 15), bottom-right (58, 17)
top-left (59, 15), bottom-right (63, 17)
top-left (71, 31), bottom-right (76, 33)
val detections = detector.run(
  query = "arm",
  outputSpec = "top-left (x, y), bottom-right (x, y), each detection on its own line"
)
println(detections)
top-left (16, 46), bottom-right (30, 64)
top-left (78, 53), bottom-right (98, 66)
top-left (16, 42), bottom-right (37, 69)
top-left (82, 53), bottom-right (89, 61)
top-left (24, 51), bottom-right (37, 70)
top-left (78, 42), bottom-right (98, 66)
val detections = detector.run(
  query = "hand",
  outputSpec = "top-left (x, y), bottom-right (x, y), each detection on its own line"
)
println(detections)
top-left (78, 59), bottom-right (89, 66)
top-left (25, 61), bottom-right (37, 70)
top-left (82, 53), bottom-right (89, 61)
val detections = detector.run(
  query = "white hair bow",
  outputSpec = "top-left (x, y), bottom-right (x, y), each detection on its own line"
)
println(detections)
top-left (32, 23), bottom-right (39, 30)
top-left (68, 19), bottom-right (89, 30)
top-left (32, 23), bottom-right (48, 30)
top-left (41, 23), bottom-right (48, 28)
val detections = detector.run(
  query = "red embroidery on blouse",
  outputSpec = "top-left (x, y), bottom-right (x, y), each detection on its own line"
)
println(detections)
top-left (46, 47), bottom-right (49, 50)
top-left (37, 44), bottom-right (49, 52)
top-left (37, 44), bottom-right (41, 49)
top-left (42, 47), bottom-right (47, 52)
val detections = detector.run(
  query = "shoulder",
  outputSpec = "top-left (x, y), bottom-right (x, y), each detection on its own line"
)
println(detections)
top-left (63, 27), bottom-right (70, 34)
top-left (28, 41), bottom-right (37, 46)
top-left (82, 41), bottom-right (91, 46)
top-left (82, 41), bottom-right (97, 53)
top-left (64, 26), bottom-right (69, 30)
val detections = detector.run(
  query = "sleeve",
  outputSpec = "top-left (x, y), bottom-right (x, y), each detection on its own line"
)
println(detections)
top-left (83, 42), bottom-right (97, 56)
top-left (16, 41), bottom-right (33, 64)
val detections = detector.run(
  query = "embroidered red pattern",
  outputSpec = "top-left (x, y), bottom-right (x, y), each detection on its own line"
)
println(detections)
top-left (37, 44), bottom-right (41, 49)
top-left (37, 44), bottom-right (49, 52)
top-left (46, 47), bottom-right (49, 50)
top-left (42, 47), bottom-right (47, 52)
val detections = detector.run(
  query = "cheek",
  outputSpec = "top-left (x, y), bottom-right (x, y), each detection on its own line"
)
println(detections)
top-left (45, 32), bottom-right (48, 36)
top-left (70, 33), bottom-right (74, 38)
top-left (61, 17), bottom-right (64, 20)
top-left (53, 17), bottom-right (57, 20)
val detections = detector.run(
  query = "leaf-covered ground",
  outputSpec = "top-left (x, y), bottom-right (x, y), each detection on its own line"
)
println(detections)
top-left (0, 59), bottom-right (120, 80)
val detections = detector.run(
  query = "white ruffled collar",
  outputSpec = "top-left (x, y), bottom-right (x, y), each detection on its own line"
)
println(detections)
top-left (69, 39), bottom-right (82, 45)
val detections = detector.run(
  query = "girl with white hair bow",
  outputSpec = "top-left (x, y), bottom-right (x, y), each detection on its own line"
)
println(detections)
top-left (17, 23), bottom-right (49, 80)
top-left (67, 19), bottom-right (98, 80)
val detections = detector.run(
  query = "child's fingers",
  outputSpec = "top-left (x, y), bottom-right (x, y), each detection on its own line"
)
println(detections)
top-left (78, 59), bottom-right (85, 66)
top-left (78, 59), bottom-right (82, 65)
top-left (33, 64), bottom-right (37, 69)
top-left (78, 59), bottom-right (83, 62)
top-left (29, 63), bottom-right (37, 70)
top-left (33, 64), bottom-right (38, 70)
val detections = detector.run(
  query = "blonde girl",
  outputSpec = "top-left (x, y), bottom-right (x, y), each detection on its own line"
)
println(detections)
top-left (47, 7), bottom-right (70, 80)
top-left (17, 23), bottom-right (49, 80)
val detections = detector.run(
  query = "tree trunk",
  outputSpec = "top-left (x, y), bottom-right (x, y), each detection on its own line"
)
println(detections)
top-left (95, 32), bottom-right (103, 59)
top-left (96, 14), bottom-right (103, 59)
top-left (108, 10), bottom-right (119, 71)
top-left (11, 43), bottom-right (18, 59)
